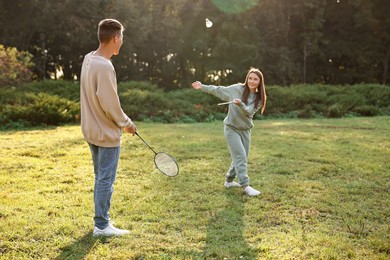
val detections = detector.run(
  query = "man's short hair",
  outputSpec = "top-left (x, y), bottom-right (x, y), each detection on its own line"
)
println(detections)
top-left (98, 19), bottom-right (124, 43)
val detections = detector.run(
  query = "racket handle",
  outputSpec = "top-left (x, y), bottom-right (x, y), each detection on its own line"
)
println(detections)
top-left (218, 101), bottom-right (234, 106)
top-left (136, 132), bottom-right (157, 155)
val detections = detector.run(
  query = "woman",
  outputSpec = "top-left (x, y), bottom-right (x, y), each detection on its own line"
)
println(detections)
top-left (191, 68), bottom-right (267, 196)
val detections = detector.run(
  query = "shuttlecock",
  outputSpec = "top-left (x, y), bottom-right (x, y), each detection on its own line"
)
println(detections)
top-left (205, 18), bottom-right (213, 28)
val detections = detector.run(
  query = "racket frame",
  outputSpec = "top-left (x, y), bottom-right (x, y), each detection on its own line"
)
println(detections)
top-left (153, 151), bottom-right (179, 177)
top-left (135, 132), bottom-right (179, 177)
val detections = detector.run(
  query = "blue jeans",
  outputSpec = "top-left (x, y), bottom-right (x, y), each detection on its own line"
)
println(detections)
top-left (88, 143), bottom-right (120, 230)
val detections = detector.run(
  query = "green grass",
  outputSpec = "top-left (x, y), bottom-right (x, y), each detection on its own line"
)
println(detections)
top-left (0, 117), bottom-right (389, 259)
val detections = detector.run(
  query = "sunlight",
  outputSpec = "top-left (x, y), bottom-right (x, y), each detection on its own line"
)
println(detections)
top-left (49, 66), bottom-right (64, 80)
top-left (206, 69), bottom-right (233, 82)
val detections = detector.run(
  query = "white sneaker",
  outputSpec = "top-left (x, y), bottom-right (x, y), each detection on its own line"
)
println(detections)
top-left (93, 223), bottom-right (130, 237)
top-left (243, 186), bottom-right (261, 196)
top-left (224, 181), bottom-right (241, 188)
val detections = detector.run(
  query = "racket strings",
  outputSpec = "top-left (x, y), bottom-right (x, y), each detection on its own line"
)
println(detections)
top-left (154, 152), bottom-right (179, 177)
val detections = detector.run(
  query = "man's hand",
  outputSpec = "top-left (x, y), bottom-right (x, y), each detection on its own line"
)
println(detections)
top-left (124, 122), bottom-right (137, 136)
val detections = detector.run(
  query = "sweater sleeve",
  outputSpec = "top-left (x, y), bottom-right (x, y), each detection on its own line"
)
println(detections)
top-left (237, 101), bottom-right (261, 117)
top-left (201, 84), bottom-right (240, 101)
top-left (96, 66), bottom-right (133, 128)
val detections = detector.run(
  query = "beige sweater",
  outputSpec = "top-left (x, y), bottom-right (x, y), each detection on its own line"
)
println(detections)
top-left (80, 52), bottom-right (133, 147)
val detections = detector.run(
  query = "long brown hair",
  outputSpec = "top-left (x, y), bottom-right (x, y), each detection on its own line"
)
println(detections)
top-left (241, 68), bottom-right (267, 114)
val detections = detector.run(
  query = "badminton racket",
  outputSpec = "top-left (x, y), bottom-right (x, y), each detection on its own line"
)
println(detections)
top-left (135, 132), bottom-right (179, 177)
top-left (217, 101), bottom-right (235, 106)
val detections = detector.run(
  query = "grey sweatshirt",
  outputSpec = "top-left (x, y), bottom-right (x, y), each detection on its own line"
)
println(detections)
top-left (80, 52), bottom-right (133, 147)
top-left (201, 84), bottom-right (260, 130)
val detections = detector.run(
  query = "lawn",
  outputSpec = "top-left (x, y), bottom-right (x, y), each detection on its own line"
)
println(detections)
top-left (0, 117), bottom-right (389, 259)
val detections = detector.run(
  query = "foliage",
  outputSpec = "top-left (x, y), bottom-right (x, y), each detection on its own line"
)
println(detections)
top-left (0, 44), bottom-right (34, 87)
top-left (119, 82), bottom-right (224, 123)
top-left (0, 80), bottom-right (389, 129)
top-left (0, 118), bottom-right (389, 258)
top-left (0, 81), bottom-right (80, 128)
top-left (0, 1), bottom-right (389, 87)
top-left (0, 93), bottom-right (78, 128)
top-left (265, 84), bottom-right (390, 118)
top-left (10, 80), bottom-right (80, 101)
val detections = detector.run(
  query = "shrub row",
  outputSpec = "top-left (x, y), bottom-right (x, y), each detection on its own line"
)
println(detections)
top-left (118, 81), bottom-right (226, 123)
top-left (266, 84), bottom-right (390, 119)
top-left (0, 81), bottom-right (389, 129)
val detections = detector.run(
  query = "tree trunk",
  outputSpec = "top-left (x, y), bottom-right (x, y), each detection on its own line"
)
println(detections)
top-left (382, 45), bottom-right (389, 85)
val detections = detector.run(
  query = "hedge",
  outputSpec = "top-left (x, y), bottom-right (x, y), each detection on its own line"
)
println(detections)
top-left (0, 81), bottom-right (389, 129)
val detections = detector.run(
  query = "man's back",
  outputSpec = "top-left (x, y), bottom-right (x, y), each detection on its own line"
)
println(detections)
top-left (80, 52), bottom-right (124, 147)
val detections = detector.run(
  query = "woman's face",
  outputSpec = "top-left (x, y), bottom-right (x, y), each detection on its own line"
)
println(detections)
top-left (247, 72), bottom-right (260, 92)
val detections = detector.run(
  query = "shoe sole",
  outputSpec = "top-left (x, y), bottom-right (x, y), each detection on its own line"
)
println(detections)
top-left (93, 232), bottom-right (129, 237)
top-left (244, 191), bottom-right (261, 196)
top-left (224, 182), bottom-right (241, 188)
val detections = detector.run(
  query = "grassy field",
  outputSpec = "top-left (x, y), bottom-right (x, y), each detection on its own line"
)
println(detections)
top-left (0, 117), bottom-right (389, 259)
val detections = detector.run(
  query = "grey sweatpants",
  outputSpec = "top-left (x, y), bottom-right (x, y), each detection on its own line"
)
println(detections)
top-left (224, 125), bottom-right (251, 186)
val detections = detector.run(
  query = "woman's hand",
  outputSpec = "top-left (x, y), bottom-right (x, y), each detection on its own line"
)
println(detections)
top-left (233, 98), bottom-right (241, 105)
top-left (191, 81), bottom-right (202, 90)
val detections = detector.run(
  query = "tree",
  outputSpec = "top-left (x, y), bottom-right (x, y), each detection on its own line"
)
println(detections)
top-left (0, 44), bottom-right (34, 87)
top-left (0, 0), bottom-right (388, 86)
top-left (320, 0), bottom-right (390, 84)
top-left (361, 0), bottom-right (390, 84)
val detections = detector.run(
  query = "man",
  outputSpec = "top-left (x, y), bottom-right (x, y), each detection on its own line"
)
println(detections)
top-left (80, 18), bottom-right (136, 237)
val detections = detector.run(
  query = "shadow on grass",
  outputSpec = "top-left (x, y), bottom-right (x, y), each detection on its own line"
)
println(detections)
top-left (55, 232), bottom-right (108, 260)
top-left (203, 191), bottom-right (258, 259)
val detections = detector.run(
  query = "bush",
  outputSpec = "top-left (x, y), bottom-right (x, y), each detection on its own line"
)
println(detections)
top-left (119, 83), bottom-right (172, 120)
top-left (327, 104), bottom-right (346, 118)
top-left (21, 80), bottom-right (81, 101)
top-left (0, 80), bottom-right (389, 129)
top-left (266, 84), bottom-right (389, 118)
top-left (0, 80), bottom-right (80, 128)
top-left (298, 105), bottom-right (316, 118)
top-left (119, 81), bottom-right (225, 123)
top-left (352, 105), bottom-right (379, 116)
top-left (0, 93), bottom-right (79, 127)
top-left (0, 44), bottom-right (34, 87)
